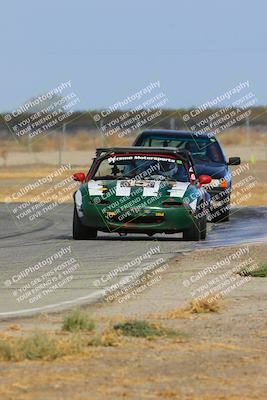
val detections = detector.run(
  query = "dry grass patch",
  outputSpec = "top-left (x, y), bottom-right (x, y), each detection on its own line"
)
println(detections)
top-left (187, 298), bottom-right (221, 313)
top-left (154, 297), bottom-right (221, 320)
top-left (0, 332), bottom-right (83, 361)
top-left (160, 308), bottom-right (191, 320)
top-left (62, 309), bottom-right (95, 333)
top-left (88, 328), bottom-right (123, 347)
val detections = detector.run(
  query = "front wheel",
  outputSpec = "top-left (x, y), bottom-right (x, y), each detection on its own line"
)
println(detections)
top-left (210, 196), bottom-right (231, 223)
top-left (218, 208), bottom-right (230, 222)
top-left (183, 219), bottom-right (200, 241)
top-left (212, 206), bottom-right (230, 223)
top-left (200, 215), bottom-right (207, 240)
top-left (73, 206), bottom-right (97, 240)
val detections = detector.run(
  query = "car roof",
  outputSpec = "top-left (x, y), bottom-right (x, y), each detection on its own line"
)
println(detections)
top-left (97, 146), bottom-right (186, 155)
top-left (139, 129), bottom-right (213, 139)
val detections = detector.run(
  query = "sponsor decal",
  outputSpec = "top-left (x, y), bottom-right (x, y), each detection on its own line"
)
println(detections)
top-left (116, 180), bottom-right (160, 197)
top-left (143, 181), bottom-right (160, 197)
top-left (108, 155), bottom-right (176, 163)
top-left (88, 181), bottom-right (104, 196)
top-left (116, 181), bottom-right (131, 197)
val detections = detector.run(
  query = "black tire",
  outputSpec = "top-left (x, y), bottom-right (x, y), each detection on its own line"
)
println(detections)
top-left (210, 194), bottom-right (231, 223)
top-left (200, 215), bottom-right (207, 240)
top-left (73, 206), bottom-right (97, 240)
top-left (183, 219), bottom-right (200, 241)
top-left (196, 201), bottom-right (207, 240)
top-left (218, 208), bottom-right (230, 222)
top-left (212, 206), bottom-right (230, 223)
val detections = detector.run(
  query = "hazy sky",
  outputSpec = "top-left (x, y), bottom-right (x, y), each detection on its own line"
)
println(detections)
top-left (1, 0), bottom-right (267, 112)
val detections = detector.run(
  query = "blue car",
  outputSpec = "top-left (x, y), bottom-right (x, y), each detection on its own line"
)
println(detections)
top-left (133, 129), bottom-right (241, 222)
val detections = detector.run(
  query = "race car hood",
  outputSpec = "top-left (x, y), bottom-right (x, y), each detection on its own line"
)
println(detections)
top-left (85, 179), bottom-right (191, 202)
top-left (194, 162), bottom-right (228, 179)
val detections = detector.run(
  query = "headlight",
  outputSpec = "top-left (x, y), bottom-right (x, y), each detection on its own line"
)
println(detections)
top-left (75, 190), bottom-right (83, 217)
top-left (75, 190), bottom-right (82, 207)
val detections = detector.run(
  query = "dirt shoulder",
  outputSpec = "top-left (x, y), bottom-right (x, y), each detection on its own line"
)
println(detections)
top-left (0, 243), bottom-right (266, 400)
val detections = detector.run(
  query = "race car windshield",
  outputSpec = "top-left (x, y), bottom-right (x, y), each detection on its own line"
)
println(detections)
top-left (140, 136), bottom-right (225, 163)
top-left (93, 155), bottom-right (189, 182)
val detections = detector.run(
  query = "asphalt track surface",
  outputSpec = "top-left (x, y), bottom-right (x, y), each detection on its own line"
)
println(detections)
top-left (0, 203), bottom-right (267, 318)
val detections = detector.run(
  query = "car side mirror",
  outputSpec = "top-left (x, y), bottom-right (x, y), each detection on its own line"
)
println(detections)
top-left (198, 175), bottom-right (212, 185)
top-left (73, 172), bottom-right (86, 182)
top-left (228, 157), bottom-right (241, 165)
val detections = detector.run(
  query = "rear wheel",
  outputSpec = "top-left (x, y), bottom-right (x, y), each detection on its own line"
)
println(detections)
top-left (73, 206), bottom-right (97, 240)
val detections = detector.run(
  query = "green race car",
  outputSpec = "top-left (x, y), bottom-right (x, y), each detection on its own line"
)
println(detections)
top-left (72, 147), bottom-right (212, 241)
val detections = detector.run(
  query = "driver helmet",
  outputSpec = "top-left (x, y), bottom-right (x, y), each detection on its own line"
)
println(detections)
top-left (160, 161), bottom-right (178, 177)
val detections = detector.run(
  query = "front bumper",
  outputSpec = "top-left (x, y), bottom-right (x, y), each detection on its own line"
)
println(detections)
top-left (81, 204), bottom-right (195, 234)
